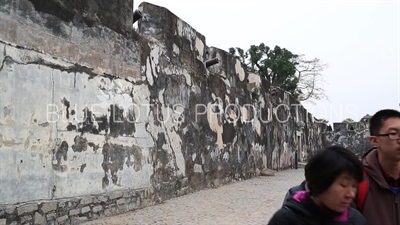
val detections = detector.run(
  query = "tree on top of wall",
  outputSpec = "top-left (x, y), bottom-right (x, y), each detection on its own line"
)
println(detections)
top-left (342, 118), bottom-right (355, 123)
top-left (229, 43), bottom-right (328, 104)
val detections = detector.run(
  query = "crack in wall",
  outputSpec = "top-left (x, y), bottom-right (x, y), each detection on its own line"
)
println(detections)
top-left (162, 124), bottom-right (180, 176)
top-left (73, 72), bottom-right (76, 89)
top-left (0, 44), bottom-right (5, 72)
top-left (0, 41), bottom-right (126, 82)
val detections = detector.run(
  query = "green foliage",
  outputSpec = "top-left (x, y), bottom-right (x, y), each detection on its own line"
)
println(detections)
top-left (342, 118), bottom-right (355, 123)
top-left (251, 85), bottom-right (261, 102)
top-left (231, 43), bottom-right (299, 97)
top-left (229, 47), bottom-right (235, 55)
top-left (230, 47), bottom-right (247, 64)
top-left (229, 43), bottom-right (327, 103)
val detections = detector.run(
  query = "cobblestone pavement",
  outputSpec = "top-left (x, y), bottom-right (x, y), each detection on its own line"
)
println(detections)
top-left (82, 169), bottom-right (304, 225)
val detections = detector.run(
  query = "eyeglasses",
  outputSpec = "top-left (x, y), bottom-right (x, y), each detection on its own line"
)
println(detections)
top-left (374, 133), bottom-right (400, 140)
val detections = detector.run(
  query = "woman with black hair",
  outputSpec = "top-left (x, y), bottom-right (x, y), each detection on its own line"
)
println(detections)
top-left (268, 146), bottom-right (367, 225)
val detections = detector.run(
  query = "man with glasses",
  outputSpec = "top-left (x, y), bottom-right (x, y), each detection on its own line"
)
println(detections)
top-left (360, 109), bottom-right (400, 225)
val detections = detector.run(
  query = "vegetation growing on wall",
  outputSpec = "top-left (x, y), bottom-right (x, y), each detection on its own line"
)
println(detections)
top-left (229, 44), bottom-right (328, 104)
top-left (251, 85), bottom-right (261, 103)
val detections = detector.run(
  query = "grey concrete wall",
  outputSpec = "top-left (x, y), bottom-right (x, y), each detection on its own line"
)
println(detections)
top-left (1, 0), bottom-right (330, 224)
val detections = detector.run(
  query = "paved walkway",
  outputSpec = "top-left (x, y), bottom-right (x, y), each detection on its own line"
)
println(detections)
top-left (82, 169), bottom-right (304, 225)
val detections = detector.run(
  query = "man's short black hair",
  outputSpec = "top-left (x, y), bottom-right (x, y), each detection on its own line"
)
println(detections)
top-left (305, 145), bottom-right (363, 196)
top-left (369, 109), bottom-right (400, 135)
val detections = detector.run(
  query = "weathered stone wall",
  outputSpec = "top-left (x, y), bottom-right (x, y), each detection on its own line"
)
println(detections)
top-left (326, 117), bottom-right (373, 158)
top-left (0, 1), bottom-right (329, 224)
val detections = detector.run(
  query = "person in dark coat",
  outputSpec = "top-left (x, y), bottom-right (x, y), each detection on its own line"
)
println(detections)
top-left (268, 146), bottom-right (367, 225)
top-left (282, 180), bottom-right (307, 207)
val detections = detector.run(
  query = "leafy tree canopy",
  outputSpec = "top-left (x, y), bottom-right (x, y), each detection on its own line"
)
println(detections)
top-left (229, 43), bottom-right (328, 104)
top-left (342, 118), bottom-right (355, 123)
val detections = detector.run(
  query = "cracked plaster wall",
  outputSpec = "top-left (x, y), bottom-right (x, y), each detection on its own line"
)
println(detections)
top-left (0, 0), bottom-right (330, 211)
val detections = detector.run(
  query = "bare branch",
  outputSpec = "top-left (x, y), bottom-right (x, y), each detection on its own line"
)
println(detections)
top-left (295, 56), bottom-right (329, 104)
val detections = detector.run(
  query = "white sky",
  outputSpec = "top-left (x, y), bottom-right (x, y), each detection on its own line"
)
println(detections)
top-left (134, 0), bottom-right (399, 124)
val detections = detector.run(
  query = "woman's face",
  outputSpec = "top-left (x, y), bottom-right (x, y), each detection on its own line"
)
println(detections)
top-left (316, 172), bottom-right (358, 213)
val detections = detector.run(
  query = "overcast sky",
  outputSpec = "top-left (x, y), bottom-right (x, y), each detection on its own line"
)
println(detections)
top-left (134, 0), bottom-right (399, 124)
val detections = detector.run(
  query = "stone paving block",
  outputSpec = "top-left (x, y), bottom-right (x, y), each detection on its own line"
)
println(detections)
top-left (41, 202), bottom-right (57, 214)
top-left (34, 212), bottom-right (44, 225)
top-left (81, 207), bottom-right (91, 214)
top-left (92, 206), bottom-right (103, 213)
top-left (69, 208), bottom-right (80, 216)
top-left (109, 192), bottom-right (123, 200)
top-left (96, 196), bottom-right (108, 203)
top-left (18, 204), bottom-right (38, 216)
top-left (80, 197), bottom-right (93, 205)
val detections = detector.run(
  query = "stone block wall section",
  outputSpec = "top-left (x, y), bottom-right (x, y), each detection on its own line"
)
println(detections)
top-left (0, 0), bottom-right (345, 224)
top-left (0, 188), bottom-right (153, 225)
